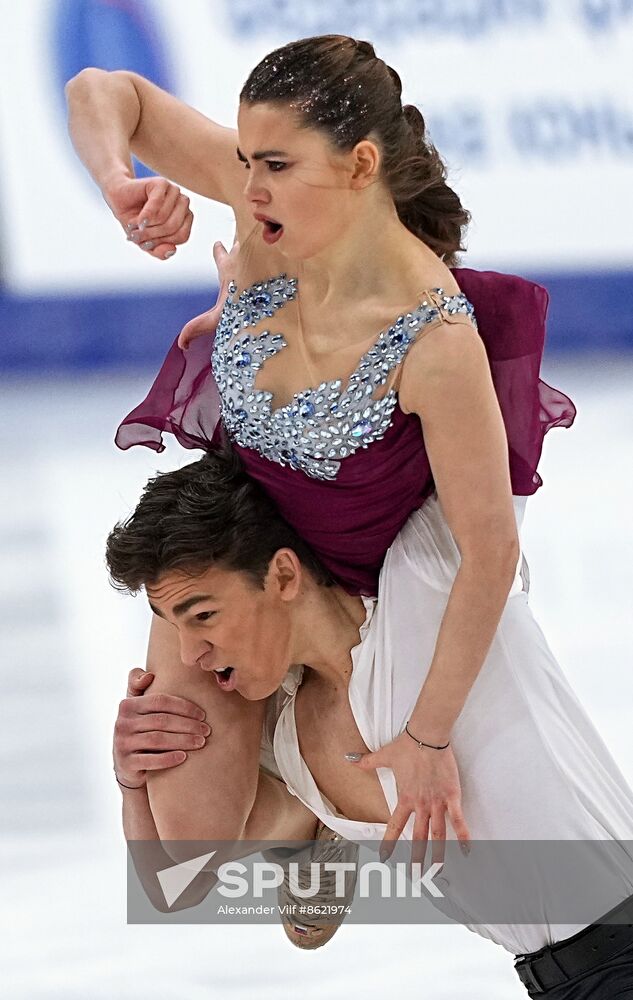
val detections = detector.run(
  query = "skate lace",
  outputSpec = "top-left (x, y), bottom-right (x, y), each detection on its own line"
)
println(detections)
top-left (278, 832), bottom-right (358, 913)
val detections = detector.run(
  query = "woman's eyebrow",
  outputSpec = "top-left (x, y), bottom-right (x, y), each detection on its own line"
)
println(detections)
top-left (236, 146), bottom-right (289, 161)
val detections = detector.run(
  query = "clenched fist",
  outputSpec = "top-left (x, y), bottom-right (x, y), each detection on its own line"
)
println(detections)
top-left (104, 175), bottom-right (194, 260)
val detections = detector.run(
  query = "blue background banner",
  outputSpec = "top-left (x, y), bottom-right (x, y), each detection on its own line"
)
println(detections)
top-left (51, 0), bottom-right (174, 180)
top-left (2, 269), bottom-right (631, 370)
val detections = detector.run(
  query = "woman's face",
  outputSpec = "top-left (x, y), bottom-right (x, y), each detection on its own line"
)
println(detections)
top-left (236, 101), bottom-right (377, 260)
top-left (146, 554), bottom-right (299, 701)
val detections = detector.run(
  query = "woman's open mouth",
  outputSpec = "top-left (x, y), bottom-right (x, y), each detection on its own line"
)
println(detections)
top-left (262, 219), bottom-right (284, 245)
top-left (214, 666), bottom-right (237, 691)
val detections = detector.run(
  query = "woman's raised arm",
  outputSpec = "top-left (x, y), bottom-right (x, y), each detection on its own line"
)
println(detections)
top-left (65, 68), bottom-right (247, 257)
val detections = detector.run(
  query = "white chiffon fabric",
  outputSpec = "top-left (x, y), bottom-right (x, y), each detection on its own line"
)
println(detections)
top-left (259, 492), bottom-right (633, 956)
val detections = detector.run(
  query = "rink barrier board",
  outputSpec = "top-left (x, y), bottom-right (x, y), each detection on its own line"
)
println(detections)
top-left (0, 269), bottom-right (631, 370)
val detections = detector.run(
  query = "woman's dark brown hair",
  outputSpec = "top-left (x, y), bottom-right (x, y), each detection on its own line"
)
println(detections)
top-left (240, 34), bottom-right (470, 267)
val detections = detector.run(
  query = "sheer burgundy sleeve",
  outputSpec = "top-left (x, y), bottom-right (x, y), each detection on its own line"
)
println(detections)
top-left (453, 267), bottom-right (576, 493)
top-left (115, 332), bottom-right (222, 453)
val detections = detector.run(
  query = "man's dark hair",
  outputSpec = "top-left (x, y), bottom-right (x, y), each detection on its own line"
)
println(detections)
top-left (105, 446), bottom-right (334, 594)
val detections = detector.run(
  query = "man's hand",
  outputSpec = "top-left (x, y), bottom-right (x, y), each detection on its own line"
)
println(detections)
top-left (113, 668), bottom-right (211, 789)
top-left (104, 176), bottom-right (194, 261)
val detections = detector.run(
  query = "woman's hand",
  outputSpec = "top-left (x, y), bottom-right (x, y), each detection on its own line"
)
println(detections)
top-left (347, 732), bottom-right (470, 866)
top-left (113, 668), bottom-right (212, 789)
top-left (177, 239), bottom-right (241, 349)
top-left (104, 175), bottom-right (194, 261)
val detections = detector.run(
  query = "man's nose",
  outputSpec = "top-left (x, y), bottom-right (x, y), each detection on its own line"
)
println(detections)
top-left (178, 633), bottom-right (212, 668)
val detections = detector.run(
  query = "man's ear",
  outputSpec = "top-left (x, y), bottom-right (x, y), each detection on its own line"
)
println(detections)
top-left (268, 548), bottom-right (302, 601)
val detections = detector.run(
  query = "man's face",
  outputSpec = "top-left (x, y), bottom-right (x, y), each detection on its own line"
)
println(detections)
top-left (146, 557), bottom-right (297, 700)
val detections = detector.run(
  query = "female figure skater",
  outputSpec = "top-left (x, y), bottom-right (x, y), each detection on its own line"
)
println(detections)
top-left (67, 34), bottom-right (633, 993)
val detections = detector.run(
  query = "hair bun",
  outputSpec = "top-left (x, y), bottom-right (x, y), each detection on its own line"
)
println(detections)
top-left (386, 64), bottom-right (403, 97)
top-left (403, 103), bottom-right (427, 138)
top-left (355, 39), bottom-right (376, 59)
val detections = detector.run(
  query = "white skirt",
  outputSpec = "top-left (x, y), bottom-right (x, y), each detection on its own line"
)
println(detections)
top-left (262, 493), bottom-right (633, 956)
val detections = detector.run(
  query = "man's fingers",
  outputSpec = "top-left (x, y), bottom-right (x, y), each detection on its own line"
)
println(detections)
top-left (131, 751), bottom-right (188, 771)
top-left (130, 669), bottom-right (153, 685)
top-left (131, 730), bottom-right (208, 752)
top-left (131, 693), bottom-right (206, 721)
top-left (132, 712), bottom-right (211, 737)
top-left (127, 667), bottom-right (147, 684)
top-left (126, 669), bottom-right (154, 697)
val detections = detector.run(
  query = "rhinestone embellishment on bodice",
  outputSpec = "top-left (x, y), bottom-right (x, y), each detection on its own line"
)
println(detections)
top-left (211, 273), bottom-right (477, 481)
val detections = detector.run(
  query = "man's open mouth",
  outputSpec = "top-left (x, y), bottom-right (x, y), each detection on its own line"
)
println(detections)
top-left (213, 666), bottom-right (236, 690)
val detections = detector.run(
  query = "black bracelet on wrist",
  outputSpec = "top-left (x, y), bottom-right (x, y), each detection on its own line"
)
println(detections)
top-left (405, 722), bottom-right (450, 750)
top-left (114, 767), bottom-right (145, 790)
